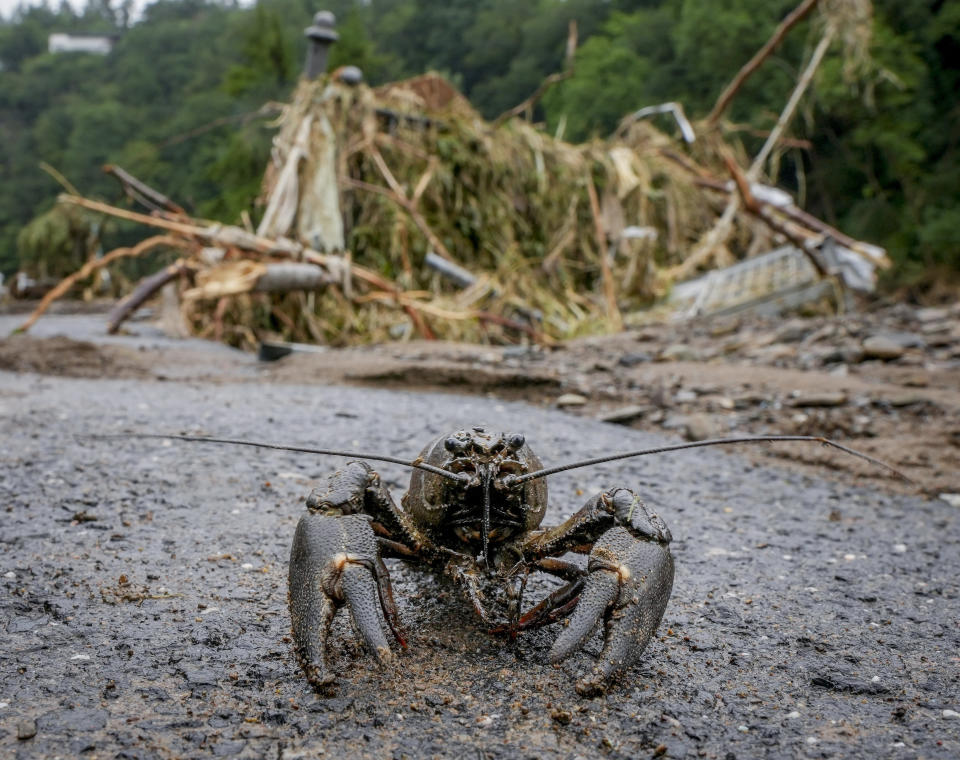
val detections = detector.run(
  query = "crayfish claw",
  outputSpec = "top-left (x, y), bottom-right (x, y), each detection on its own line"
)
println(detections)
top-left (548, 522), bottom-right (673, 693)
top-left (547, 571), bottom-right (619, 664)
top-left (288, 512), bottom-right (400, 690)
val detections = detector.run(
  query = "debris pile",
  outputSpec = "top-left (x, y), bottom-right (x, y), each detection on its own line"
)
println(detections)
top-left (17, 71), bottom-right (887, 347)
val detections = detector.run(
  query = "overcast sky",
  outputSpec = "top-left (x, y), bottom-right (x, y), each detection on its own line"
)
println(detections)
top-left (1, 0), bottom-right (159, 23)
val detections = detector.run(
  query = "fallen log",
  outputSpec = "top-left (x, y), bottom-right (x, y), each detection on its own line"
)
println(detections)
top-left (183, 261), bottom-right (337, 300)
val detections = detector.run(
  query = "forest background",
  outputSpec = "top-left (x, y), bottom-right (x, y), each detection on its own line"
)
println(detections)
top-left (1, 0), bottom-right (957, 293)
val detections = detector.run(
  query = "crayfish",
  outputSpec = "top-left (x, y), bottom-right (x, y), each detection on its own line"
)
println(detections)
top-left (106, 428), bottom-right (905, 696)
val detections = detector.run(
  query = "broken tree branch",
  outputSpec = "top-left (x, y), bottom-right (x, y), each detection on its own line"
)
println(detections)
top-left (16, 235), bottom-right (185, 333)
top-left (103, 164), bottom-right (187, 215)
top-left (107, 259), bottom-right (194, 334)
top-left (707, 0), bottom-right (821, 126)
top-left (748, 27), bottom-right (834, 180)
top-left (724, 154), bottom-right (827, 276)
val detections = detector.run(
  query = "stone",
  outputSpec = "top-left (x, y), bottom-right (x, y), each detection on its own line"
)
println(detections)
top-left (683, 413), bottom-right (724, 441)
top-left (617, 352), bottom-right (652, 367)
top-left (773, 321), bottom-right (810, 343)
top-left (861, 336), bottom-right (905, 360)
top-left (810, 670), bottom-right (890, 695)
top-left (885, 392), bottom-right (932, 408)
top-left (555, 393), bottom-right (588, 408)
top-left (915, 307), bottom-right (949, 323)
top-left (939, 493), bottom-right (960, 508)
top-left (17, 719), bottom-right (37, 741)
top-left (659, 344), bottom-right (701, 362)
top-left (787, 391), bottom-right (847, 407)
top-left (597, 405), bottom-right (651, 424)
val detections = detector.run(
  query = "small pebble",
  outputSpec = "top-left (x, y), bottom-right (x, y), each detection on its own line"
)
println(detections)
top-left (475, 715), bottom-right (493, 727)
top-left (939, 493), bottom-right (960, 508)
top-left (737, 725), bottom-right (749, 733)
top-left (4, 571), bottom-right (15, 579)
top-left (70, 654), bottom-right (90, 661)
top-left (893, 544), bottom-right (907, 553)
top-left (17, 718), bottom-right (37, 740)
top-left (786, 711), bottom-right (800, 719)
top-left (555, 393), bottom-right (588, 407)
top-left (806, 737), bottom-right (819, 745)
top-left (943, 709), bottom-right (960, 719)
top-left (844, 554), bottom-right (857, 561)
top-left (241, 563), bottom-right (254, 570)
top-left (871, 676), bottom-right (881, 683)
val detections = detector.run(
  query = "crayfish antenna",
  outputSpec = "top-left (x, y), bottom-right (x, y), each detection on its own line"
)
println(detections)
top-left (80, 432), bottom-right (468, 482)
top-left (504, 435), bottom-right (914, 486)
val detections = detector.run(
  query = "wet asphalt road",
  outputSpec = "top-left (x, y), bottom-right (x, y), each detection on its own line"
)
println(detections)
top-left (1, 336), bottom-right (959, 758)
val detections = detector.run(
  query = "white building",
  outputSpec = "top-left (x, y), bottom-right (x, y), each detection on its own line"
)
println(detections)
top-left (48, 34), bottom-right (114, 55)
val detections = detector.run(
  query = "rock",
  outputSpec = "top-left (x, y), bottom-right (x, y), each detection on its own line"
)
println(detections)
top-left (773, 321), bottom-right (810, 343)
top-left (709, 319), bottom-right (740, 337)
top-left (617, 352), bottom-right (652, 367)
top-left (915, 307), bottom-right (949, 323)
top-left (787, 391), bottom-right (847, 407)
top-left (683, 413), bottom-right (724, 441)
top-left (861, 336), bottom-right (905, 360)
top-left (810, 670), bottom-right (890, 695)
top-left (821, 345), bottom-right (865, 364)
top-left (555, 393), bottom-right (588, 408)
top-left (749, 344), bottom-right (796, 363)
top-left (17, 719), bottom-right (37, 740)
top-left (732, 392), bottom-right (769, 409)
top-left (701, 395), bottom-right (735, 411)
top-left (939, 493), bottom-right (960, 508)
top-left (659, 344), bottom-right (701, 362)
top-left (675, 389), bottom-right (697, 403)
top-left (598, 405), bottom-right (651, 424)
top-left (885, 392), bottom-right (932, 408)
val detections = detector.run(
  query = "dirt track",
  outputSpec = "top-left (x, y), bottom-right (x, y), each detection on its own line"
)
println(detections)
top-left (1, 312), bottom-right (958, 758)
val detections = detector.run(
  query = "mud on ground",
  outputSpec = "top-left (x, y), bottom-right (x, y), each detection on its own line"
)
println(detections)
top-left (0, 305), bottom-right (958, 758)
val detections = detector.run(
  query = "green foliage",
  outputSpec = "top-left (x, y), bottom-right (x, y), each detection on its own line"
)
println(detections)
top-left (223, 5), bottom-right (296, 97)
top-left (17, 205), bottom-right (94, 279)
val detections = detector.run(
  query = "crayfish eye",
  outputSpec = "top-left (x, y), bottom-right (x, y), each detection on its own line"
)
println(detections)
top-left (444, 436), bottom-right (465, 454)
top-left (506, 433), bottom-right (525, 451)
